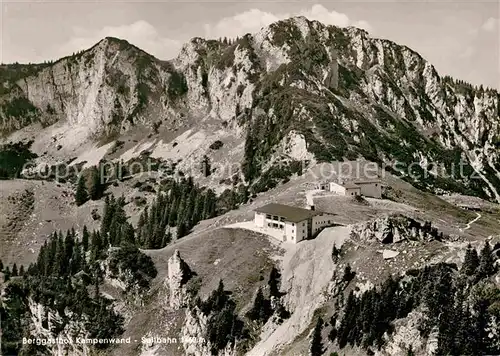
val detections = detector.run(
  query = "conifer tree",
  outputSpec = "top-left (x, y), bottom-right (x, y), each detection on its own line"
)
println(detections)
top-left (268, 266), bottom-right (280, 298)
top-left (248, 287), bottom-right (265, 321)
top-left (162, 229), bottom-right (172, 247)
top-left (101, 195), bottom-right (115, 238)
top-left (168, 198), bottom-right (178, 226)
top-left (54, 234), bottom-right (66, 276)
top-left (90, 231), bottom-right (103, 262)
top-left (75, 175), bottom-right (88, 206)
top-left (11, 263), bottom-right (18, 276)
top-left (121, 223), bottom-right (135, 246)
top-left (18, 265), bottom-right (25, 276)
top-left (0, 258), bottom-right (3, 271)
top-left (70, 244), bottom-right (83, 275)
top-left (176, 221), bottom-right (187, 239)
top-left (242, 123), bottom-right (256, 181)
top-left (4, 266), bottom-right (10, 281)
top-left (88, 166), bottom-right (103, 200)
top-left (201, 155), bottom-right (211, 177)
top-left (462, 244), bottom-right (479, 276)
top-left (310, 317), bottom-right (324, 356)
top-left (477, 242), bottom-right (495, 279)
top-left (64, 230), bottom-right (75, 264)
top-left (82, 225), bottom-right (90, 252)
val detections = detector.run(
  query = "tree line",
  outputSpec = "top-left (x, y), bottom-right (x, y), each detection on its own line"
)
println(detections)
top-left (326, 242), bottom-right (499, 355)
top-left (0, 194), bottom-right (157, 356)
top-left (136, 177), bottom-right (251, 249)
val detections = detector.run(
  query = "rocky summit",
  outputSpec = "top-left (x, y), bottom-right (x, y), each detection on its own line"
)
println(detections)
top-left (1, 15), bottom-right (500, 356)
top-left (1, 17), bottom-right (499, 199)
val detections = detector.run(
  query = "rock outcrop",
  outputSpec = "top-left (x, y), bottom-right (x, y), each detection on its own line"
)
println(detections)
top-left (166, 249), bottom-right (193, 309)
top-left (350, 214), bottom-right (444, 243)
top-left (28, 298), bottom-right (90, 356)
top-left (1, 18), bottom-right (499, 200)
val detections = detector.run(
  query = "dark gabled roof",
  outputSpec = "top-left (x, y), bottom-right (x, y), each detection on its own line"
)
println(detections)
top-left (254, 203), bottom-right (322, 223)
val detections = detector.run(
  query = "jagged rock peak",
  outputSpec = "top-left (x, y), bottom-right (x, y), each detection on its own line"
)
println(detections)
top-left (350, 214), bottom-right (447, 244)
top-left (166, 249), bottom-right (193, 309)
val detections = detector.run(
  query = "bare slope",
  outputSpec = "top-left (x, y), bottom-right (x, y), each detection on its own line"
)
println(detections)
top-left (111, 164), bottom-right (500, 356)
top-left (0, 179), bottom-right (102, 265)
top-left (113, 227), bottom-right (277, 356)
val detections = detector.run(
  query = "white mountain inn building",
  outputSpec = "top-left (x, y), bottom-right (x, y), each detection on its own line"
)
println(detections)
top-left (316, 178), bottom-right (382, 198)
top-left (253, 203), bottom-right (335, 243)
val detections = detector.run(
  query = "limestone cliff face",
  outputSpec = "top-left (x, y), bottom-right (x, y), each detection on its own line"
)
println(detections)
top-left (350, 214), bottom-right (444, 243)
top-left (1, 17), bottom-right (499, 200)
top-left (181, 305), bottom-right (236, 356)
top-left (0, 37), bottom-right (186, 137)
top-left (166, 249), bottom-right (193, 309)
top-left (28, 298), bottom-right (90, 356)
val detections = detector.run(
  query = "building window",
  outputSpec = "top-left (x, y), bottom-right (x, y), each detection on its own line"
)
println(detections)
top-left (267, 223), bottom-right (271, 227)
top-left (273, 216), bottom-right (279, 221)
top-left (303, 222), bottom-right (305, 226)
top-left (375, 184), bottom-right (378, 186)
top-left (280, 217), bottom-right (285, 222)
top-left (266, 214), bottom-right (271, 219)
top-left (292, 223), bottom-right (295, 226)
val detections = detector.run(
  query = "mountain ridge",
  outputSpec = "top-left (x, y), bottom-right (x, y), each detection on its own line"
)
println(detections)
top-left (2, 16), bottom-right (500, 356)
top-left (0, 16), bottom-right (498, 202)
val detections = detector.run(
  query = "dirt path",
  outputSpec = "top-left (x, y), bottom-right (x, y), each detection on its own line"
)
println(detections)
top-left (305, 189), bottom-right (323, 206)
top-left (461, 212), bottom-right (482, 231)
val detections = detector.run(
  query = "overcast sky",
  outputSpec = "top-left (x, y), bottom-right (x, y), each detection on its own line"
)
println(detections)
top-left (1, 0), bottom-right (498, 89)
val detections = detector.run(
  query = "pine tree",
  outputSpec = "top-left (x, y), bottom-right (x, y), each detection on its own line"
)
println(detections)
top-left (242, 123), bottom-right (256, 182)
top-left (268, 266), bottom-right (280, 298)
top-left (473, 296), bottom-right (490, 352)
top-left (82, 225), bottom-right (90, 252)
top-left (168, 198), bottom-right (178, 226)
top-left (202, 190), bottom-right (216, 219)
top-left (88, 166), bottom-right (103, 200)
top-left (19, 265), bottom-right (25, 276)
top-left (191, 194), bottom-right (203, 224)
top-left (54, 234), bottom-right (66, 276)
top-left (310, 317), bottom-right (324, 356)
top-left (11, 263), bottom-right (18, 276)
top-left (90, 231), bottom-right (103, 262)
top-left (64, 230), bottom-right (75, 265)
top-left (101, 195), bottom-right (115, 238)
top-left (70, 244), bottom-right (83, 275)
top-left (176, 221), bottom-right (187, 239)
top-left (248, 287), bottom-right (266, 321)
top-left (338, 291), bottom-right (357, 348)
top-left (75, 175), bottom-right (88, 206)
top-left (162, 229), bottom-right (172, 248)
top-left (477, 242), bottom-right (495, 280)
top-left (0, 258), bottom-right (3, 271)
top-left (201, 155), bottom-right (211, 177)
top-left (121, 223), bottom-right (135, 246)
top-left (462, 244), bottom-right (479, 276)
